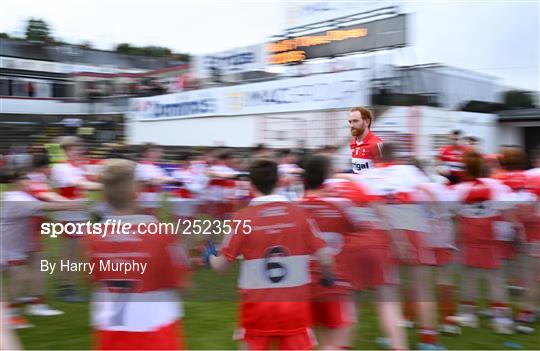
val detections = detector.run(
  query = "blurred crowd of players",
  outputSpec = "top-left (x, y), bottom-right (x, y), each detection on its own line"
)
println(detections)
top-left (0, 106), bottom-right (539, 350)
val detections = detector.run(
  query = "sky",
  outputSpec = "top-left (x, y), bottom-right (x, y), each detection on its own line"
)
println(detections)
top-left (1, 0), bottom-right (538, 90)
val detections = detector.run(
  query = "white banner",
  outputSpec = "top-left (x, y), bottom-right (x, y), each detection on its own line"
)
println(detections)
top-left (284, 1), bottom-right (401, 29)
top-left (193, 44), bottom-right (267, 79)
top-left (129, 70), bottom-right (367, 121)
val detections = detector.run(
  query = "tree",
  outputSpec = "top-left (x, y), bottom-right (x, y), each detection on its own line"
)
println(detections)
top-left (504, 90), bottom-right (535, 109)
top-left (140, 46), bottom-right (172, 57)
top-left (172, 53), bottom-right (191, 62)
top-left (114, 42), bottom-right (190, 61)
top-left (115, 43), bottom-right (136, 54)
top-left (25, 18), bottom-right (52, 42)
top-left (79, 40), bottom-right (94, 49)
top-left (0, 32), bottom-right (9, 39)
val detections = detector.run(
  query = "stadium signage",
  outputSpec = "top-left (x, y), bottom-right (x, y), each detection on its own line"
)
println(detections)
top-left (269, 14), bottom-right (407, 64)
top-left (193, 44), bottom-right (267, 78)
top-left (129, 70), bottom-right (368, 121)
top-left (131, 93), bottom-right (218, 120)
top-left (284, 1), bottom-right (402, 29)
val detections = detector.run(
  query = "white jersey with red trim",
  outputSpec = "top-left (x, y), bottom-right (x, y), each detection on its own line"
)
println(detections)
top-left (27, 171), bottom-right (53, 199)
top-left (352, 165), bottom-right (432, 232)
top-left (526, 167), bottom-right (540, 177)
top-left (50, 162), bottom-right (87, 198)
top-left (524, 169), bottom-right (540, 244)
top-left (323, 178), bottom-right (387, 234)
top-left (206, 165), bottom-right (238, 202)
top-left (135, 162), bottom-right (168, 184)
top-left (278, 163), bottom-right (304, 200)
top-left (453, 178), bottom-right (515, 242)
top-left (136, 162), bottom-right (168, 208)
top-left (417, 182), bottom-right (458, 248)
top-left (50, 161), bottom-right (89, 221)
top-left (0, 191), bottom-right (41, 264)
top-left (169, 165), bottom-right (208, 218)
top-left (86, 214), bottom-right (191, 332)
top-left (220, 194), bottom-right (325, 334)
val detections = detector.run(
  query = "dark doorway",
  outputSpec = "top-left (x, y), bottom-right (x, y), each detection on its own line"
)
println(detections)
top-left (524, 126), bottom-right (540, 168)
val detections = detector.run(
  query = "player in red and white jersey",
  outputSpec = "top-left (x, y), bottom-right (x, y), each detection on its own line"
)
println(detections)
top-left (135, 143), bottom-right (174, 211)
top-left (277, 149), bottom-right (304, 200)
top-left (493, 147), bottom-right (540, 332)
top-left (50, 136), bottom-right (102, 301)
top-left (207, 159), bottom-right (332, 350)
top-left (351, 143), bottom-right (446, 348)
top-left (206, 150), bottom-right (240, 219)
top-left (0, 168), bottom-right (84, 329)
top-left (348, 107), bottom-right (383, 174)
top-left (491, 147), bottom-right (532, 260)
top-left (299, 154), bottom-right (360, 349)
top-left (453, 150), bottom-right (518, 334)
top-left (169, 153), bottom-right (209, 221)
top-left (50, 136), bottom-right (102, 207)
top-left (85, 159), bottom-right (191, 350)
top-left (25, 153), bottom-right (71, 317)
top-left (524, 147), bottom-right (540, 247)
top-left (517, 148), bottom-right (540, 331)
top-left (324, 167), bottom-right (411, 349)
top-left (413, 162), bottom-right (462, 334)
top-left (437, 130), bottom-right (469, 184)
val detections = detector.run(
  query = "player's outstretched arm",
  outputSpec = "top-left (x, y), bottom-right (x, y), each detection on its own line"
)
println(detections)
top-left (209, 255), bottom-right (231, 273)
top-left (76, 179), bottom-right (103, 191)
top-left (203, 239), bottom-right (232, 273)
top-left (39, 199), bottom-right (87, 212)
top-left (314, 247), bottom-right (335, 286)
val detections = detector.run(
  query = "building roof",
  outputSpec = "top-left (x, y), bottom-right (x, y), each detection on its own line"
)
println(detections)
top-left (0, 38), bottom-right (186, 71)
top-left (498, 108), bottom-right (540, 122)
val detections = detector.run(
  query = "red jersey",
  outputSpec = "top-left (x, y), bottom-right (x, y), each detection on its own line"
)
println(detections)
top-left (323, 179), bottom-right (389, 247)
top-left (86, 215), bottom-right (191, 333)
top-left (494, 170), bottom-right (540, 242)
top-left (350, 130), bottom-right (383, 174)
top-left (220, 194), bottom-right (325, 335)
top-left (26, 171), bottom-right (53, 200)
top-left (454, 178), bottom-right (514, 243)
top-left (50, 160), bottom-right (88, 199)
top-left (492, 170), bottom-right (529, 192)
top-left (300, 195), bottom-right (358, 298)
top-left (525, 169), bottom-right (540, 243)
top-left (437, 144), bottom-right (469, 178)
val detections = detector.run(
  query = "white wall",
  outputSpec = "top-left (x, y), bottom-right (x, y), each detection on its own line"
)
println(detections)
top-left (128, 114), bottom-right (257, 147)
top-left (0, 97), bottom-right (86, 114)
top-left (0, 97), bottom-right (124, 114)
top-left (369, 106), bottom-right (500, 158)
top-left (497, 126), bottom-right (523, 147)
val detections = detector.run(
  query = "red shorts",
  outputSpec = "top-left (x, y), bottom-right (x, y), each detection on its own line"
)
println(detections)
top-left (29, 216), bottom-right (44, 252)
top-left (94, 320), bottom-right (185, 350)
top-left (353, 245), bottom-right (399, 289)
top-left (311, 299), bottom-right (356, 328)
top-left (528, 241), bottom-right (540, 258)
top-left (401, 230), bottom-right (436, 266)
top-left (433, 248), bottom-right (454, 266)
top-left (460, 245), bottom-right (500, 269)
top-left (6, 259), bottom-right (27, 267)
top-left (497, 241), bottom-right (518, 260)
top-left (235, 328), bottom-right (316, 350)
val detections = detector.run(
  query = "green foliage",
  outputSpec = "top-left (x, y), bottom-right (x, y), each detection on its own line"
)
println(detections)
top-left (504, 90), bottom-right (536, 109)
top-left (115, 42), bottom-right (189, 61)
top-left (25, 18), bottom-right (53, 42)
